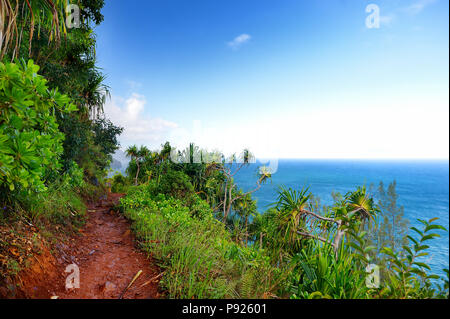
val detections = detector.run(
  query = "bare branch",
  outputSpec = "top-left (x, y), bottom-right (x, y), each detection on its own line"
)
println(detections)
top-left (297, 231), bottom-right (335, 247)
top-left (229, 176), bottom-right (263, 205)
top-left (300, 209), bottom-right (339, 224)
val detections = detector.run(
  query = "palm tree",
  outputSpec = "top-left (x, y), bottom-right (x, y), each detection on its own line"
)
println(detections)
top-left (345, 186), bottom-right (377, 221)
top-left (85, 72), bottom-right (110, 120)
top-left (232, 192), bottom-right (257, 246)
top-left (135, 146), bottom-right (150, 185)
top-left (272, 185), bottom-right (378, 258)
top-left (273, 186), bottom-right (312, 251)
top-left (160, 142), bottom-right (172, 162)
top-left (220, 149), bottom-right (271, 222)
top-left (240, 148), bottom-right (254, 164)
top-left (331, 186), bottom-right (378, 252)
top-left (126, 145), bottom-right (151, 186)
top-left (1, 0), bottom-right (72, 60)
top-left (125, 145), bottom-right (139, 185)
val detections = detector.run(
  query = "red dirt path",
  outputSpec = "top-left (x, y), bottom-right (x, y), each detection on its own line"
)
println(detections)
top-left (20, 193), bottom-right (160, 299)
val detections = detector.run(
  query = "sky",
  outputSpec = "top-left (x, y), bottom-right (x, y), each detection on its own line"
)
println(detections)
top-left (95, 0), bottom-right (449, 159)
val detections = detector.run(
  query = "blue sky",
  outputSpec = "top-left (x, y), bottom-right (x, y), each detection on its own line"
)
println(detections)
top-left (96, 0), bottom-right (449, 158)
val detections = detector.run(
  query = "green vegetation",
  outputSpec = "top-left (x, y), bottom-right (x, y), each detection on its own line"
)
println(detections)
top-left (0, 59), bottom-right (76, 194)
top-left (117, 143), bottom-right (449, 299)
top-left (0, 0), bottom-right (447, 300)
top-left (120, 187), bottom-right (282, 298)
top-left (108, 173), bottom-right (129, 193)
top-left (380, 218), bottom-right (447, 298)
top-left (0, 0), bottom-right (121, 296)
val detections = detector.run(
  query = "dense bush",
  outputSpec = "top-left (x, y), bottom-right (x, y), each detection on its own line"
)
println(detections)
top-left (154, 169), bottom-right (195, 201)
top-left (110, 173), bottom-right (129, 193)
top-left (0, 60), bottom-right (76, 194)
top-left (61, 161), bottom-right (86, 189)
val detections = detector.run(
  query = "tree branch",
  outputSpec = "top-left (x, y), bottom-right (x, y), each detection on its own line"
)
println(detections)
top-left (297, 231), bottom-right (335, 248)
top-left (300, 209), bottom-right (339, 224)
top-left (229, 177), bottom-right (263, 205)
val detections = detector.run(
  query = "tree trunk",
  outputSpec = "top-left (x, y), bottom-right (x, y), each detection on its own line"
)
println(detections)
top-left (225, 182), bottom-right (233, 220)
top-left (245, 216), bottom-right (249, 247)
top-left (134, 162), bottom-right (140, 186)
top-left (222, 181), bottom-right (228, 222)
top-left (333, 220), bottom-right (345, 258)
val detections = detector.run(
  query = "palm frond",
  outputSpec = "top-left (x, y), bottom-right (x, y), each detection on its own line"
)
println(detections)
top-left (1, 0), bottom-right (76, 60)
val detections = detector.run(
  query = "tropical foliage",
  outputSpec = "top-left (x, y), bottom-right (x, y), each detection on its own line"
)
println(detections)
top-left (1, 0), bottom-right (447, 300)
top-left (0, 0), bottom-right (121, 294)
top-left (0, 59), bottom-right (76, 194)
top-left (118, 143), bottom-right (449, 299)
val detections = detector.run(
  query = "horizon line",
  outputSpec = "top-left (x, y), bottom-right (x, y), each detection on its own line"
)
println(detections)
top-left (254, 158), bottom-right (449, 161)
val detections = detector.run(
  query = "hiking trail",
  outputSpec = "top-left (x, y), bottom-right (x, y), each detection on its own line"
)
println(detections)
top-left (21, 193), bottom-right (160, 299)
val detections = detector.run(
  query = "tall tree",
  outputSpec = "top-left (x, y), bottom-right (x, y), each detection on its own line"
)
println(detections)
top-left (219, 149), bottom-right (271, 222)
top-left (368, 181), bottom-right (409, 261)
top-left (231, 191), bottom-right (258, 246)
top-left (125, 145), bottom-right (150, 185)
top-left (273, 186), bottom-right (378, 257)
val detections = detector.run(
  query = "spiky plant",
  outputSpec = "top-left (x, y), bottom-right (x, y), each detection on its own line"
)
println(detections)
top-left (274, 186), bottom-right (312, 251)
top-left (345, 186), bottom-right (377, 221)
top-left (1, 0), bottom-right (79, 60)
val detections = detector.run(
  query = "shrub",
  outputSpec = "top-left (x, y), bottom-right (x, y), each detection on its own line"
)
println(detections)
top-left (0, 59), bottom-right (76, 194)
top-left (13, 178), bottom-right (87, 227)
top-left (379, 218), bottom-right (448, 298)
top-left (289, 242), bottom-right (370, 299)
top-left (61, 161), bottom-right (85, 189)
top-left (110, 172), bottom-right (129, 193)
top-left (156, 170), bottom-right (195, 201)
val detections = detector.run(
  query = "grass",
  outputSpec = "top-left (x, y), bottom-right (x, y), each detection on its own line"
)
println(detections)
top-left (119, 185), bottom-right (286, 299)
top-left (0, 180), bottom-right (97, 296)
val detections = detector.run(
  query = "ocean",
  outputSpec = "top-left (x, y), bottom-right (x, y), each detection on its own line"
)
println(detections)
top-left (234, 159), bottom-right (449, 278)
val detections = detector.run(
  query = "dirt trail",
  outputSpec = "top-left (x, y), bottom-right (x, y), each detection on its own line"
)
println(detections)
top-left (40, 193), bottom-right (160, 299)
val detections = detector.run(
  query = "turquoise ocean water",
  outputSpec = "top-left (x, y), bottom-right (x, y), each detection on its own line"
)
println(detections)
top-left (234, 159), bottom-right (449, 278)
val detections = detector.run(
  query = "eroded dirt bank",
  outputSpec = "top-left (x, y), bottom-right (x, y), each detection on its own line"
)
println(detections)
top-left (18, 193), bottom-right (160, 299)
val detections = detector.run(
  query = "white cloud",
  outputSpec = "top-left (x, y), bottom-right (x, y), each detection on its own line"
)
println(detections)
top-left (103, 93), bottom-right (178, 149)
top-left (403, 0), bottom-right (437, 15)
top-left (227, 34), bottom-right (251, 50)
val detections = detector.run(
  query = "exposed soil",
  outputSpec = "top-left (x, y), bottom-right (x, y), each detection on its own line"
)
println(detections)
top-left (16, 193), bottom-right (160, 299)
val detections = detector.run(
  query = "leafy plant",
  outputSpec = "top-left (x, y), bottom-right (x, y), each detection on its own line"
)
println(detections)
top-left (380, 218), bottom-right (448, 298)
top-left (290, 242), bottom-right (369, 299)
top-left (273, 186), bottom-right (312, 252)
top-left (110, 172), bottom-right (129, 193)
top-left (0, 59), bottom-right (76, 194)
